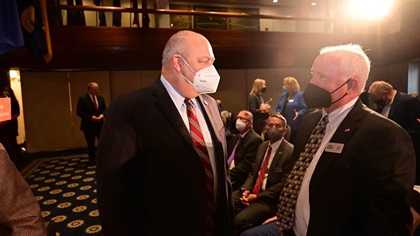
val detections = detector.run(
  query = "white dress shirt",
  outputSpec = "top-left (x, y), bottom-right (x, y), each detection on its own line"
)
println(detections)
top-left (293, 97), bottom-right (358, 236)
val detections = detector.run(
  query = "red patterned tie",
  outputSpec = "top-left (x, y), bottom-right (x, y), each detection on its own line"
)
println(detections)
top-left (252, 144), bottom-right (272, 194)
top-left (184, 98), bottom-right (215, 236)
top-left (92, 96), bottom-right (98, 110)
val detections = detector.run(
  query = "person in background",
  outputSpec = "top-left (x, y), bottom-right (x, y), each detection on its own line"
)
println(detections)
top-left (234, 114), bottom-right (293, 234)
top-left (96, 30), bottom-right (233, 236)
top-left (228, 110), bottom-right (262, 191)
top-left (216, 99), bottom-right (222, 111)
top-left (248, 78), bottom-right (270, 136)
top-left (368, 80), bottom-right (420, 184)
top-left (0, 86), bottom-right (21, 168)
top-left (275, 77), bottom-right (309, 144)
top-left (76, 82), bottom-right (107, 165)
top-left (241, 44), bottom-right (415, 236)
top-left (0, 143), bottom-right (47, 236)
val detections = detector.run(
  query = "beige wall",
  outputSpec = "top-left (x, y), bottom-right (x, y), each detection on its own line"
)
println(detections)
top-left (20, 66), bottom-right (403, 153)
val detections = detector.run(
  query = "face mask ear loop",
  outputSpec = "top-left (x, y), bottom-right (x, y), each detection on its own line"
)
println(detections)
top-left (179, 56), bottom-right (197, 75)
top-left (329, 78), bottom-right (352, 95)
top-left (330, 79), bottom-right (351, 105)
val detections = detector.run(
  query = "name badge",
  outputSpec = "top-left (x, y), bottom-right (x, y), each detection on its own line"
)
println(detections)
top-left (288, 99), bottom-right (294, 102)
top-left (325, 142), bottom-right (344, 154)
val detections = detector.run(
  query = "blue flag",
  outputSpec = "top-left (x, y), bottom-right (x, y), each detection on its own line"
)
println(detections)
top-left (0, 0), bottom-right (25, 55)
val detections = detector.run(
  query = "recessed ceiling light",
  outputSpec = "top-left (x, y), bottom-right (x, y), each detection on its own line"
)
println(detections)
top-left (273, 0), bottom-right (278, 3)
top-left (311, 2), bottom-right (317, 6)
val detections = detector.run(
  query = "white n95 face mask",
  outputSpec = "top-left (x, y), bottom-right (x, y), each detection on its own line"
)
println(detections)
top-left (235, 120), bottom-right (247, 131)
top-left (179, 56), bottom-right (221, 94)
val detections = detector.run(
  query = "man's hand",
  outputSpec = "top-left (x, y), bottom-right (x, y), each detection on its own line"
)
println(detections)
top-left (263, 216), bottom-right (277, 225)
top-left (293, 109), bottom-right (299, 120)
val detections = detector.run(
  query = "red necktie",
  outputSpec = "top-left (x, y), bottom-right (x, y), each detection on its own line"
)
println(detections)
top-left (184, 98), bottom-right (215, 236)
top-left (252, 144), bottom-right (272, 194)
top-left (92, 96), bottom-right (98, 110)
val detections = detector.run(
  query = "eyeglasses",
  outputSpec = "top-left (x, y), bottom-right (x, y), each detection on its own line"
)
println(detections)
top-left (266, 124), bottom-right (283, 129)
top-left (237, 117), bottom-right (250, 122)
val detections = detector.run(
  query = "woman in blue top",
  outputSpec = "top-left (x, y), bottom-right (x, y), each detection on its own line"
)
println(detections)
top-left (275, 77), bottom-right (309, 144)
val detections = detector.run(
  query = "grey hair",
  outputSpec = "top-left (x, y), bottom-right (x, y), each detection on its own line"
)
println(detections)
top-left (319, 44), bottom-right (371, 93)
top-left (161, 30), bottom-right (198, 65)
top-left (87, 82), bottom-right (98, 89)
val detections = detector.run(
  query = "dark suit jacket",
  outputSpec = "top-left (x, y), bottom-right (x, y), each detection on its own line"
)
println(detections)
top-left (96, 78), bottom-right (233, 236)
top-left (388, 92), bottom-right (420, 137)
top-left (248, 93), bottom-right (268, 135)
top-left (228, 129), bottom-right (262, 190)
top-left (76, 93), bottom-right (107, 132)
top-left (241, 140), bottom-right (294, 205)
top-left (290, 99), bottom-right (415, 236)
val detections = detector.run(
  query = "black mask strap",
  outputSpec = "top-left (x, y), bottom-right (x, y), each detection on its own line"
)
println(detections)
top-left (330, 79), bottom-right (351, 105)
top-left (329, 78), bottom-right (351, 95)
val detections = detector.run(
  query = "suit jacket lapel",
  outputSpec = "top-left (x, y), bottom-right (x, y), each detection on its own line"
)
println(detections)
top-left (197, 95), bottom-right (226, 155)
top-left (152, 79), bottom-right (195, 149)
top-left (269, 140), bottom-right (287, 173)
top-left (310, 99), bottom-right (366, 190)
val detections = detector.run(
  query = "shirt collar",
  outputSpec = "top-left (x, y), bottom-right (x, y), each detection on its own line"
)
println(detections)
top-left (240, 129), bottom-right (251, 138)
top-left (269, 137), bottom-right (284, 151)
top-left (322, 97), bottom-right (358, 128)
top-left (160, 75), bottom-right (198, 109)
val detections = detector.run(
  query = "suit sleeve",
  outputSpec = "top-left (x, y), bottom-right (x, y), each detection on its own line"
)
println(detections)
top-left (248, 94), bottom-right (261, 115)
top-left (76, 96), bottom-right (92, 120)
top-left (296, 93), bottom-right (309, 118)
top-left (96, 99), bottom-right (139, 236)
top-left (363, 124), bottom-right (415, 235)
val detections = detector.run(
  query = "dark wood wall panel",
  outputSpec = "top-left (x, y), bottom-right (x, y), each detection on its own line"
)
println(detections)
top-left (0, 26), bottom-right (419, 71)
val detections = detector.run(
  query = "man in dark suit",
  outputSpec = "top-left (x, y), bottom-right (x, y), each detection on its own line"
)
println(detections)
top-left (369, 80), bottom-right (420, 184)
top-left (96, 30), bottom-right (233, 236)
top-left (76, 82), bottom-right (106, 164)
top-left (241, 44), bottom-right (415, 236)
top-left (234, 114), bottom-right (293, 234)
top-left (228, 110), bottom-right (263, 191)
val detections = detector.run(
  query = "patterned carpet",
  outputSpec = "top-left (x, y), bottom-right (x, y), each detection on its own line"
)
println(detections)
top-left (22, 155), bottom-right (103, 236)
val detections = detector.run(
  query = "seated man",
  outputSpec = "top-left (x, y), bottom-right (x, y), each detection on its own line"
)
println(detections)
top-left (0, 143), bottom-right (47, 235)
top-left (228, 110), bottom-right (263, 191)
top-left (233, 114), bottom-right (294, 234)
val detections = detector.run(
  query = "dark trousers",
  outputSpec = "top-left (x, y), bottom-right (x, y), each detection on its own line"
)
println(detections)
top-left (240, 221), bottom-right (296, 236)
top-left (233, 190), bottom-right (276, 234)
top-left (83, 129), bottom-right (101, 162)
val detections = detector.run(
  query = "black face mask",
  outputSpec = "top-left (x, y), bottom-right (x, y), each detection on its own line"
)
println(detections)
top-left (303, 79), bottom-right (351, 109)
top-left (373, 98), bottom-right (386, 112)
top-left (261, 87), bottom-right (266, 93)
top-left (266, 127), bottom-right (282, 142)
